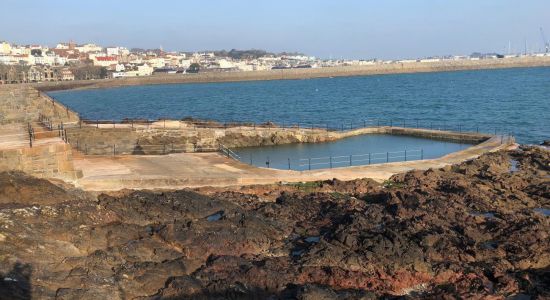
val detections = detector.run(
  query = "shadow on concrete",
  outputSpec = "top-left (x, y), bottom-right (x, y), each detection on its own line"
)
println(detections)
top-left (0, 262), bottom-right (32, 300)
top-left (132, 144), bottom-right (145, 155)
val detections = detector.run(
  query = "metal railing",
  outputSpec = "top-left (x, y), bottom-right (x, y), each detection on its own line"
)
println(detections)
top-left (261, 149), bottom-right (424, 171)
top-left (219, 144), bottom-right (242, 161)
top-left (71, 116), bottom-right (514, 138)
top-left (70, 141), bottom-right (220, 156)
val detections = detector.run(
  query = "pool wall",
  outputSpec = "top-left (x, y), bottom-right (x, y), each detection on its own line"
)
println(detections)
top-left (64, 119), bottom-right (491, 156)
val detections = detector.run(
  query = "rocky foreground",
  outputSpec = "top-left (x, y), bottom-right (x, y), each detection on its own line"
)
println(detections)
top-left (0, 146), bottom-right (549, 299)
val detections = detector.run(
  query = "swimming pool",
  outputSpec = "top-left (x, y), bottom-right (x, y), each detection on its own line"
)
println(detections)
top-left (232, 134), bottom-right (473, 171)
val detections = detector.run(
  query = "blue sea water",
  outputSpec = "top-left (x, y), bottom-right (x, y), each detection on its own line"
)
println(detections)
top-left (50, 67), bottom-right (550, 144)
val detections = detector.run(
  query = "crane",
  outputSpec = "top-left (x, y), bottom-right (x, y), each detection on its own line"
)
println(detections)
top-left (541, 27), bottom-right (549, 53)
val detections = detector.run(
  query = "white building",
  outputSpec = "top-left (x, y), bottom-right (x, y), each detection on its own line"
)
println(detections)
top-left (145, 57), bottom-right (166, 68)
top-left (125, 64), bottom-right (154, 77)
top-left (76, 43), bottom-right (103, 53)
top-left (55, 43), bottom-right (69, 50)
top-left (115, 64), bottom-right (125, 72)
top-left (0, 42), bottom-right (12, 54)
top-left (106, 47), bottom-right (120, 56)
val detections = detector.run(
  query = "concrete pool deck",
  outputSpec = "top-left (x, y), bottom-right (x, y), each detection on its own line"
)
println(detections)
top-left (73, 135), bottom-right (514, 191)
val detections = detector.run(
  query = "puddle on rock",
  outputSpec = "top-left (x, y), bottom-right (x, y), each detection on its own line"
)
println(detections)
top-left (304, 236), bottom-right (320, 243)
top-left (509, 159), bottom-right (519, 173)
top-left (206, 211), bottom-right (224, 222)
top-left (291, 249), bottom-right (305, 257)
top-left (534, 208), bottom-right (550, 216)
top-left (481, 241), bottom-right (498, 250)
top-left (470, 212), bottom-right (496, 219)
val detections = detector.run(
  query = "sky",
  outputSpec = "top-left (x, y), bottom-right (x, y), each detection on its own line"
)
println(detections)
top-left (1, 0), bottom-right (549, 59)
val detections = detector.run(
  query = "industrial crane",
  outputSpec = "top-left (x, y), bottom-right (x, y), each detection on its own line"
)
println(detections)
top-left (541, 27), bottom-right (549, 53)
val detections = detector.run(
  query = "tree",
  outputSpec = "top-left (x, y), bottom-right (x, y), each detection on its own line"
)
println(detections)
top-left (187, 63), bottom-right (200, 73)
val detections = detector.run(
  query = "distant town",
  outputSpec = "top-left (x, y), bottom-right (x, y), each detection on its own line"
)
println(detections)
top-left (1, 39), bottom-right (549, 84)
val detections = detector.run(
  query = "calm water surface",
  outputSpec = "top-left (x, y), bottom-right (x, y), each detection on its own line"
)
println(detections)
top-left (50, 67), bottom-right (550, 144)
top-left (232, 134), bottom-right (471, 171)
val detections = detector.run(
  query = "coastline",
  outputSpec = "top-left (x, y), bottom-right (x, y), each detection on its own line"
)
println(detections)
top-left (32, 56), bottom-right (550, 92)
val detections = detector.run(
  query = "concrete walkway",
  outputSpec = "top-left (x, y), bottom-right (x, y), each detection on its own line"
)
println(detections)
top-left (74, 135), bottom-right (514, 191)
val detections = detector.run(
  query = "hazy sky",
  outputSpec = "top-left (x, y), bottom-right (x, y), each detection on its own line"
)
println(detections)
top-left (1, 0), bottom-right (549, 59)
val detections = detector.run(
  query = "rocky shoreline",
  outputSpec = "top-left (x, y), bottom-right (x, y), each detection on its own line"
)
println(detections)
top-left (0, 146), bottom-right (548, 299)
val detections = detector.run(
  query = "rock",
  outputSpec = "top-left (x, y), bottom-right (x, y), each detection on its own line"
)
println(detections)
top-left (0, 147), bottom-right (549, 298)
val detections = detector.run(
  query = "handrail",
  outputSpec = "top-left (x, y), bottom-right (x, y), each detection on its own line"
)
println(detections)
top-left (219, 144), bottom-right (241, 160)
top-left (70, 116), bottom-right (510, 137)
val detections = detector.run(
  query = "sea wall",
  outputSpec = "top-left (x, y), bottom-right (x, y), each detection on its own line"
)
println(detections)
top-left (34, 56), bottom-right (550, 92)
top-left (0, 85), bottom-right (79, 125)
top-left (0, 142), bottom-right (81, 180)
top-left (65, 123), bottom-right (491, 156)
top-left (65, 125), bottom-right (338, 155)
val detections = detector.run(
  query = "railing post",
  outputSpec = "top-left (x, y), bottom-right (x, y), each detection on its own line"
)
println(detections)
top-left (308, 158), bottom-right (311, 170)
top-left (405, 150), bottom-right (407, 161)
top-left (368, 153), bottom-right (371, 165)
top-left (329, 156), bottom-right (332, 169)
top-left (386, 152), bottom-right (389, 163)
top-left (349, 155), bottom-right (352, 166)
top-left (288, 158), bottom-right (291, 170)
top-left (421, 149), bottom-right (424, 160)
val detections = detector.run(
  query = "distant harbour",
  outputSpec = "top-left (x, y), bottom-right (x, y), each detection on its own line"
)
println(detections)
top-left (36, 56), bottom-right (550, 92)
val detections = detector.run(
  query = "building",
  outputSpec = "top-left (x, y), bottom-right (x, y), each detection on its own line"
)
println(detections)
top-left (76, 43), bottom-right (103, 53)
top-left (42, 66), bottom-right (56, 81)
top-left (93, 56), bottom-right (118, 67)
top-left (0, 42), bottom-right (12, 55)
top-left (58, 68), bottom-right (75, 81)
top-left (27, 65), bottom-right (44, 82)
top-left (124, 64), bottom-right (154, 77)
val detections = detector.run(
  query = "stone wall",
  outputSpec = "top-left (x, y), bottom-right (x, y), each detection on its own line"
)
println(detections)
top-left (65, 124), bottom-right (491, 156)
top-left (0, 85), bottom-right (79, 125)
top-left (65, 125), bottom-right (336, 155)
top-left (0, 142), bottom-right (81, 181)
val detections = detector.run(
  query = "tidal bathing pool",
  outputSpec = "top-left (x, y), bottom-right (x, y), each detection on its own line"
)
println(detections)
top-left (232, 134), bottom-right (473, 171)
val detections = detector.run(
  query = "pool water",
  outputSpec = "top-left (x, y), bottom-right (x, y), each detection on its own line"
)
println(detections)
top-left (232, 134), bottom-right (472, 171)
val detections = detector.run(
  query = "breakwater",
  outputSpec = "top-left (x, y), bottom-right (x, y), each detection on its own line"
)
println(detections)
top-left (35, 56), bottom-right (550, 92)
